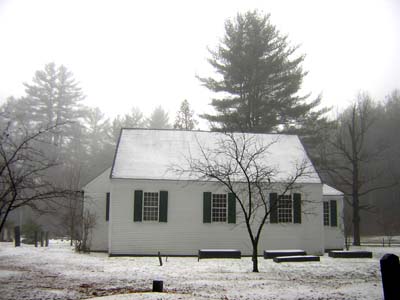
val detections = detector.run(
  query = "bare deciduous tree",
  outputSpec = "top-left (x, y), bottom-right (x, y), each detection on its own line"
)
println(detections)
top-left (0, 120), bottom-right (73, 233)
top-left (173, 132), bottom-right (312, 272)
top-left (319, 94), bottom-right (398, 245)
top-left (75, 209), bottom-right (96, 253)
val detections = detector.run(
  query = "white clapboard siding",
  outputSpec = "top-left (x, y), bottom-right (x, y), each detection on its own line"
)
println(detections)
top-left (108, 179), bottom-right (324, 256)
top-left (83, 168), bottom-right (111, 251)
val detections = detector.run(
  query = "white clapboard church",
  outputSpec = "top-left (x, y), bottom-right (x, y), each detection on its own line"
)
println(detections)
top-left (83, 129), bottom-right (344, 256)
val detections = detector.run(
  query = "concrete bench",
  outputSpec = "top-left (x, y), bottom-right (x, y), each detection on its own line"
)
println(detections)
top-left (328, 250), bottom-right (373, 258)
top-left (264, 249), bottom-right (306, 259)
top-left (198, 249), bottom-right (241, 260)
top-left (273, 255), bottom-right (320, 263)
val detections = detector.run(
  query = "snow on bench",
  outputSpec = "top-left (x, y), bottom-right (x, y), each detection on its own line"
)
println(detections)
top-left (273, 255), bottom-right (320, 263)
top-left (264, 249), bottom-right (307, 259)
top-left (198, 249), bottom-right (241, 260)
top-left (328, 250), bottom-right (373, 258)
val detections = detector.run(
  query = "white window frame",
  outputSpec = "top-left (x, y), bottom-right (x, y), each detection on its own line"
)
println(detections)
top-left (212, 193), bottom-right (227, 223)
top-left (277, 194), bottom-right (293, 223)
top-left (143, 192), bottom-right (159, 222)
top-left (323, 201), bottom-right (330, 226)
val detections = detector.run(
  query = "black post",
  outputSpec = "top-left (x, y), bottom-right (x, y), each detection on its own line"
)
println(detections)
top-left (45, 232), bottom-right (49, 247)
top-left (14, 226), bottom-right (20, 247)
top-left (380, 253), bottom-right (400, 300)
top-left (158, 251), bottom-right (163, 266)
top-left (152, 280), bottom-right (163, 292)
top-left (34, 231), bottom-right (38, 247)
top-left (40, 231), bottom-right (44, 247)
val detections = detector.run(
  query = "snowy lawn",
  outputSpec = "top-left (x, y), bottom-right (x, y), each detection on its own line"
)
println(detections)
top-left (0, 241), bottom-right (398, 300)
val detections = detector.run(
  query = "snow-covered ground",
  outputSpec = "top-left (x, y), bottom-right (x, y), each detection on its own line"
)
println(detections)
top-left (0, 241), bottom-right (398, 300)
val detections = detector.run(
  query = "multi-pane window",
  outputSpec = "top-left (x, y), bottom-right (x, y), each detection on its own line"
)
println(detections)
top-left (143, 192), bottom-right (159, 221)
top-left (278, 195), bottom-right (292, 223)
top-left (212, 194), bottom-right (227, 222)
top-left (323, 201), bottom-right (330, 226)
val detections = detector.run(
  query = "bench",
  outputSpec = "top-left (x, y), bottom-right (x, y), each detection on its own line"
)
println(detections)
top-left (264, 249), bottom-right (306, 259)
top-left (198, 249), bottom-right (241, 260)
top-left (328, 250), bottom-right (373, 258)
top-left (273, 255), bottom-right (320, 263)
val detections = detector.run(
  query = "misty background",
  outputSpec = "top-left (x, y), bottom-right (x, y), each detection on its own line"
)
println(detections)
top-left (1, 0), bottom-right (400, 242)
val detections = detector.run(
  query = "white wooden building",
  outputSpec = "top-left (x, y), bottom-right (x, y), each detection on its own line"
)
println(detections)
top-left (83, 129), bottom-right (344, 256)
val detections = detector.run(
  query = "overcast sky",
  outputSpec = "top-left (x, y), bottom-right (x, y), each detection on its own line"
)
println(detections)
top-left (0, 0), bottom-right (399, 129)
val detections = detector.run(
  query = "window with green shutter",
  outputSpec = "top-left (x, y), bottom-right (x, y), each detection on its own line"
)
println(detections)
top-left (271, 193), bottom-right (301, 224)
top-left (203, 192), bottom-right (235, 224)
top-left (134, 190), bottom-right (169, 223)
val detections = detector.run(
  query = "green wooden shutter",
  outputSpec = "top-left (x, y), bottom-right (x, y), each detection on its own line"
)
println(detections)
top-left (293, 193), bottom-right (301, 224)
top-left (269, 193), bottom-right (278, 224)
top-left (203, 192), bottom-right (211, 223)
top-left (159, 191), bottom-right (168, 223)
top-left (228, 193), bottom-right (236, 224)
top-left (106, 192), bottom-right (110, 221)
top-left (330, 200), bottom-right (338, 227)
top-left (134, 190), bottom-right (143, 222)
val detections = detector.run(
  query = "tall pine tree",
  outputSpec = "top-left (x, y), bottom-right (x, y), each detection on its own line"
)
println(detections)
top-left (199, 10), bottom-right (322, 133)
top-left (23, 62), bottom-right (85, 146)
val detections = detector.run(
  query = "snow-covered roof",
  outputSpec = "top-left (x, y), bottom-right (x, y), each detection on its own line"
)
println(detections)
top-left (111, 129), bottom-right (321, 183)
top-left (323, 184), bottom-right (344, 196)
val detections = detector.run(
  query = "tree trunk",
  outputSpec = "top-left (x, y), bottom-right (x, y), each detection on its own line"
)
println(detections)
top-left (352, 193), bottom-right (361, 245)
top-left (0, 196), bottom-right (16, 234)
top-left (252, 243), bottom-right (259, 272)
top-left (350, 108), bottom-right (361, 246)
top-left (70, 219), bottom-right (75, 246)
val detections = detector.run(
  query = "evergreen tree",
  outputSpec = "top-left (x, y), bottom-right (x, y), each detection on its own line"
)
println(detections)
top-left (147, 106), bottom-right (170, 129)
top-left (124, 107), bottom-right (147, 128)
top-left (111, 116), bottom-right (125, 141)
top-left (81, 107), bottom-right (115, 180)
top-left (110, 107), bottom-right (147, 141)
top-left (83, 107), bottom-right (112, 156)
top-left (23, 62), bottom-right (85, 146)
top-left (174, 100), bottom-right (198, 130)
top-left (199, 10), bottom-right (322, 132)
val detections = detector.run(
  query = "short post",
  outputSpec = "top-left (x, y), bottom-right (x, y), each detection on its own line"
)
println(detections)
top-left (382, 238), bottom-right (385, 247)
top-left (34, 231), bottom-right (38, 247)
top-left (14, 226), bottom-right (20, 247)
top-left (152, 280), bottom-right (163, 292)
top-left (45, 232), bottom-right (49, 247)
top-left (40, 231), bottom-right (44, 247)
top-left (380, 253), bottom-right (400, 300)
top-left (158, 251), bottom-right (163, 266)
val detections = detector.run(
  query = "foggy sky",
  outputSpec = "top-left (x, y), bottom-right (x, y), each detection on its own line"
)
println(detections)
top-left (0, 0), bottom-right (399, 129)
